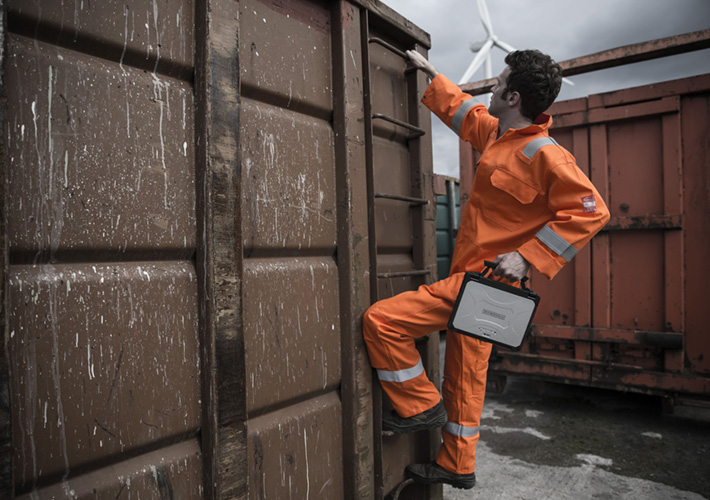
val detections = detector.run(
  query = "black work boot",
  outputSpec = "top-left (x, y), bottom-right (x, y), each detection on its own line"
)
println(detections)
top-left (382, 400), bottom-right (447, 433)
top-left (406, 462), bottom-right (476, 489)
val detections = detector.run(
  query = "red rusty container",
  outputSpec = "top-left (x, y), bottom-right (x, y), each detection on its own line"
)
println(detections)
top-left (459, 74), bottom-right (710, 406)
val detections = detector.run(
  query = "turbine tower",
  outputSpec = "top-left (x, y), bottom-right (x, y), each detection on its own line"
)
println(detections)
top-left (458, 0), bottom-right (573, 86)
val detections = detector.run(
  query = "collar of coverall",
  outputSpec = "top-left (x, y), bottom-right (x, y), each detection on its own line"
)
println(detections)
top-left (496, 112), bottom-right (552, 139)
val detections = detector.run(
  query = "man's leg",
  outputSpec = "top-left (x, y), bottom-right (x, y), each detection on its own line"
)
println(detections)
top-left (436, 331), bottom-right (492, 474)
top-left (404, 332), bottom-right (490, 490)
top-left (362, 273), bottom-right (464, 421)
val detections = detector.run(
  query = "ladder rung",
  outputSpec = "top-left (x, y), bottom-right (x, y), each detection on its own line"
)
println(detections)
top-left (368, 37), bottom-right (406, 59)
top-left (375, 193), bottom-right (428, 205)
top-left (377, 270), bottom-right (431, 279)
top-left (372, 113), bottom-right (425, 138)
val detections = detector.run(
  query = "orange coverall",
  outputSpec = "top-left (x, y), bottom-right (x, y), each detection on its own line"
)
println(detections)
top-left (363, 74), bottom-right (610, 474)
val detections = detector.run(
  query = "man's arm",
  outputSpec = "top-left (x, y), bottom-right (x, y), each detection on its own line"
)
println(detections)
top-left (407, 52), bottom-right (498, 153)
top-left (517, 163), bottom-right (610, 280)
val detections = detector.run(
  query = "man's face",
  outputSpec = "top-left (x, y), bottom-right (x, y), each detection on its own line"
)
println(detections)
top-left (488, 66), bottom-right (511, 119)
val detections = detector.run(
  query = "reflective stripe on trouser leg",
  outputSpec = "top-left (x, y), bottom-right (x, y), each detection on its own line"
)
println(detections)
top-left (362, 274), bottom-right (467, 418)
top-left (436, 329), bottom-right (492, 474)
top-left (376, 358), bottom-right (424, 383)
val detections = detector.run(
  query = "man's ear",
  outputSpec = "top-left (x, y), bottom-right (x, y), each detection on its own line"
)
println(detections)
top-left (507, 91), bottom-right (521, 107)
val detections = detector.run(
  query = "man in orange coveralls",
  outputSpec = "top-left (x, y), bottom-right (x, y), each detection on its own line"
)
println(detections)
top-left (363, 49), bottom-right (610, 489)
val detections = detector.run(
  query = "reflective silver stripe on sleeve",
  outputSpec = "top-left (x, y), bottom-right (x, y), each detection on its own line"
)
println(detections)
top-left (522, 136), bottom-right (559, 159)
top-left (536, 225), bottom-right (578, 262)
top-left (377, 358), bottom-right (424, 383)
top-left (451, 98), bottom-right (478, 135)
top-left (444, 421), bottom-right (479, 438)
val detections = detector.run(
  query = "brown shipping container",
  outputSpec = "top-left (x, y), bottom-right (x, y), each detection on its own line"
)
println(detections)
top-left (1, 1), bottom-right (441, 499)
top-left (459, 74), bottom-right (710, 405)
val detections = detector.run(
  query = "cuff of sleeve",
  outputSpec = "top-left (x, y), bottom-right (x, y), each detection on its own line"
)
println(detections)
top-left (421, 74), bottom-right (449, 104)
top-left (518, 238), bottom-right (565, 280)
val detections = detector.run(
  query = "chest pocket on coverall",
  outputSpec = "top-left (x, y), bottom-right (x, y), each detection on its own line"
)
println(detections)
top-left (486, 168), bottom-right (540, 231)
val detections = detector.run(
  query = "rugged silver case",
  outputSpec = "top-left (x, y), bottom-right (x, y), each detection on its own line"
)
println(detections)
top-left (448, 270), bottom-right (540, 350)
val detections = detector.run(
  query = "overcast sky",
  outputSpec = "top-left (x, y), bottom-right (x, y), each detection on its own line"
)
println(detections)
top-left (381, 0), bottom-right (710, 178)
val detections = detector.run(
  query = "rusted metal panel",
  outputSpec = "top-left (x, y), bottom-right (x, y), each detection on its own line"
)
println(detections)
top-left (240, 98), bottom-right (336, 252)
top-left (7, 262), bottom-right (200, 490)
top-left (5, 1), bottom-right (201, 498)
top-left (681, 92), bottom-right (710, 375)
top-left (6, 35), bottom-right (195, 258)
top-left (237, 1), bottom-right (344, 498)
top-left (15, 439), bottom-right (203, 499)
top-left (7, 0), bottom-right (194, 78)
top-left (0, 5), bottom-right (11, 496)
top-left (2, 1), bottom-right (440, 498)
top-left (248, 393), bottom-right (344, 499)
top-left (459, 74), bottom-right (710, 401)
top-left (239, 0), bottom-right (333, 117)
top-left (243, 257), bottom-right (341, 414)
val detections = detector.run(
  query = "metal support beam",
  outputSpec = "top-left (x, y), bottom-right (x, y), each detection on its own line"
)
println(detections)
top-left (460, 29), bottom-right (710, 95)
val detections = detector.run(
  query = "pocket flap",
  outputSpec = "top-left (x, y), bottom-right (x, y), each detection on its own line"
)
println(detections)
top-left (490, 169), bottom-right (539, 204)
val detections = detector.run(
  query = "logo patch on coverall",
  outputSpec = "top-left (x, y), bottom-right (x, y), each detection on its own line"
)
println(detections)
top-left (582, 195), bottom-right (597, 213)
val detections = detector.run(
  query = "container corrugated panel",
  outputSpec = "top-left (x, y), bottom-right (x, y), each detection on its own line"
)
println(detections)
top-left (4, 1), bottom-right (201, 498)
top-left (238, 1), bottom-right (344, 497)
top-left (459, 75), bottom-right (710, 401)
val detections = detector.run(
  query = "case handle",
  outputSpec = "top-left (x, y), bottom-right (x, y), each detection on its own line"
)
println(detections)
top-left (482, 260), bottom-right (530, 289)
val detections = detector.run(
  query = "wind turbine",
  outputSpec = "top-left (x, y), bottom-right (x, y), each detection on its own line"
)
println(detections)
top-left (458, 0), bottom-right (573, 87)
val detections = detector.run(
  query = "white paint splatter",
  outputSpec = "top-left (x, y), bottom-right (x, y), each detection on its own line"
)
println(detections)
top-left (64, 150), bottom-right (69, 188)
top-left (482, 425), bottom-right (552, 440)
top-left (303, 429), bottom-right (310, 499)
top-left (576, 454), bottom-right (613, 467)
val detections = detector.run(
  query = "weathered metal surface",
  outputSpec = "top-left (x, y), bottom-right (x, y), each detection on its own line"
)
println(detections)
top-left (2, 0), bottom-right (439, 498)
top-left (7, 0), bottom-right (194, 79)
top-left (236, 1), bottom-right (343, 498)
top-left (6, 35), bottom-right (195, 259)
top-left (240, 98), bottom-right (336, 251)
top-left (239, 0), bottom-right (333, 117)
top-left (194, 0), bottom-right (246, 497)
top-left (459, 74), bottom-right (710, 401)
top-left (0, 5), bottom-right (11, 497)
top-left (243, 257), bottom-right (341, 414)
top-left (248, 393), bottom-right (343, 499)
top-left (15, 439), bottom-right (203, 500)
top-left (331, 2), bottom-right (375, 497)
top-left (4, 0), bottom-right (201, 497)
top-left (8, 262), bottom-right (200, 487)
top-left (681, 90), bottom-right (710, 376)
top-left (460, 29), bottom-right (710, 93)
top-left (364, 12), bottom-right (440, 499)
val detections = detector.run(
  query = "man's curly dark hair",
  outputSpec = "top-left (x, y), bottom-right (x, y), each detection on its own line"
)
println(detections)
top-left (503, 50), bottom-right (563, 121)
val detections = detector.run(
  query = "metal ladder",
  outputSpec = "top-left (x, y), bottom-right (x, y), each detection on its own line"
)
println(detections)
top-left (361, 14), bottom-right (436, 500)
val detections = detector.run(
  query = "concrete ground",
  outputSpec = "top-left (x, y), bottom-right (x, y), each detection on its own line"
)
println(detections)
top-left (442, 376), bottom-right (710, 500)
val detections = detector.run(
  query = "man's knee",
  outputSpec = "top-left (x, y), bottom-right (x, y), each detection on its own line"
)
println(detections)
top-left (363, 301), bottom-right (390, 344)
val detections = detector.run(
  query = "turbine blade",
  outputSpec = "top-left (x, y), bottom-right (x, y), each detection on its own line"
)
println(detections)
top-left (478, 0), bottom-right (494, 35)
top-left (458, 38), bottom-right (494, 84)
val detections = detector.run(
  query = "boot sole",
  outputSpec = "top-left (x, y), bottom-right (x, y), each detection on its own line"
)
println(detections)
top-left (405, 467), bottom-right (476, 490)
top-left (381, 412), bottom-right (447, 433)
